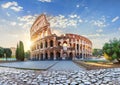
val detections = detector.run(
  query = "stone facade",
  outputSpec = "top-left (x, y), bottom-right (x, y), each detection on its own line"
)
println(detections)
top-left (30, 14), bottom-right (92, 60)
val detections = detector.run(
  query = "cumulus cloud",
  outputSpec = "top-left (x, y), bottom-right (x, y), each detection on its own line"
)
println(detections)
top-left (96, 29), bottom-right (103, 33)
top-left (17, 14), bottom-right (38, 29)
top-left (49, 15), bottom-right (76, 28)
top-left (91, 20), bottom-right (106, 28)
top-left (48, 14), bottom-right (83, 29)
top-left (10, 6), bottom-right (23, 12)
top-left (1, 1), bottom-right (17, 8)
top-left (38, 0), bottom-right (51, 2)
top-left (1, 1), bottom-right (23, 12)
top-left (112, 16), bottom-right (119, 22)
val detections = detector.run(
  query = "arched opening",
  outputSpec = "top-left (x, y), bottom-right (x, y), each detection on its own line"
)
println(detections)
top-left (50, 52), bottom-right (54, 60)
top-left (40, 53), bottom-right (43, 60)
top-left (56, 52), bottom-right (61, 60)
top-left (77, 44), bottom-right (79, 50)
top-left (45, 53), bottom-right (48, 60)
top-left (76, 53), bottom-right (79, 59)
top-left (50, 40), bottom-right (53, 47)
top-left (37, 54), bottom-right (39, 60)
top-left (35, 54), bottom-right (37, 60)
top-left (63, 41), bottom-right (67, 51)
top-left (45, 41), bottom-right (48, 48)
top-left (37, 44), bottom-right (39, 49)
top-left (84, 54), bottom-right (85, 59)
top-left (69, 52), bottom-right (73, 60)
top-left (40, 42), bottom-right (43, 48)
top-left (80, 53), bottom-right (82, 58)
top-left (58, 42), bottom-right (61, 46)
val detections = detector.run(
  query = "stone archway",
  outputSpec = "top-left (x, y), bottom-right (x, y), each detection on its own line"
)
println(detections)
top-left (56, 52), bottom-right (61, 60)
top-left (80, 53), bottom-right (82, 58)
top-left (45, 53), bottom-right (48, 60)
top-left (50, 40), bottom-right (53, 47)
top-left (37, 54), bottom-right (39, 60)
top-left (50, 52), bottom-right (54, 60)
top-left (45, 41), bottom-right (48, 48)
top-left (69, 52), bottom-right (73, 60)
top-left (40, 53), bottom-right (43, 60)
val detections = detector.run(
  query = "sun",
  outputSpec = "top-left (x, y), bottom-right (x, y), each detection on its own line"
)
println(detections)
top-left (28, 40), bottom-right (32, 47)
top-left (25, 40), bottom-right (32, 51)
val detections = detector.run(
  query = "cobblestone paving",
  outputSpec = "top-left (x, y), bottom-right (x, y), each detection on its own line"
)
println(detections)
top-left (0, 61), bottom-right (120, 85)
top-left (0, 67), bottom-right (120, 85)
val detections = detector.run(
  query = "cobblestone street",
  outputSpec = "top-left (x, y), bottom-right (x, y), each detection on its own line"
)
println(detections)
top-left (0, 61), bottom-right (120, 85)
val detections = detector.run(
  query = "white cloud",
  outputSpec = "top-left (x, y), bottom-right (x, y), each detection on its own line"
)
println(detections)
top-left (48, 15), bottom-right (79, 29)
top-left (1, 1), bottom-right (17, 8)
top-left (10, 6), bottom-right (23, 12)
top-left (91, 20), bottom-right (106, 28)
top-left (96, 29), bottom-right (103, 33)
top-left (69, 14), bottom-right (77, 18)
top-left (1, 1), bottom-right (23, 12)
top-left (10, 22), bottom-right (16, 26)
top-left (17, 14), bottom-right (38, 29)
top-left (76, 4), bottom-right (80, 8)
top-left (85, 33), bottom-right (105, 38)
top-left (38, 0), bottom-right (51, 2)
top-left (79, 19), bottom-right (83, 23)
top-left (112, 16), bottom-right (119, 22)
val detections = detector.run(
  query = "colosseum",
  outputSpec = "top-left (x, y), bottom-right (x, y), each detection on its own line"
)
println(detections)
top-left (30, 14), bottom-right (92, 60)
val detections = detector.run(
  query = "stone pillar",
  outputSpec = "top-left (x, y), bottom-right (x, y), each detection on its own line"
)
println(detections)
top-left (43, 51), bottom-right (45, 60)
top-left (73, 51), bottom-right (75, 60)
top-left (82, 40), bottom-right (84, 59)
top-left (53, 37), bottom-right (56, 47)
top-left (54, 50), bottom-right (56, 60)
top-left (47, 51), bottom-right (50, 59)
top-left (48, 40), bottom-right (50, 48)
top-left (43, 40), bottom-right (45, 49)
top-left (60, 50), bottom-right (63, 59)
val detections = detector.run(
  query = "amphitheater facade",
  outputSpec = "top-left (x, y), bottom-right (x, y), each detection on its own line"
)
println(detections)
top-left (30, 14), bottom-right (92, 60)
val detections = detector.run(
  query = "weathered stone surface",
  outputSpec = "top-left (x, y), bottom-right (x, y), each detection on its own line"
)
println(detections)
top-left (0, 66), bottom-right (120, 84)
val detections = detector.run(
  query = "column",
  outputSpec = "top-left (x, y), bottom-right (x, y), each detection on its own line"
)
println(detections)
top-left (48, 51), bottom-right (50, 59)
top-left (43, 51), bottom-right (45, 60)
top-left (54, 50), bottom-right (56, 60)
top-left (53, 37), bottom-right (56, 47)
top-left (60, 50), bottom-right (63, 59)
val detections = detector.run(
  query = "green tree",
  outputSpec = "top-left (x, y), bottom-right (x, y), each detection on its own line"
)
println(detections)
top-left (0, 47), bottom-right (4, 57)
top-left (25, 50), bottom-right (30, 60)
top-left (16, 41), bottom-right (25, 61)
top-left (92, 49), bottom-right (103, 57)
top-left (16, 44), bottom-right (19, 60)
top-left (103, 38), bottom-right (120, 62)
top-left (19, 41), bottom-right (25, 61)
top-left (4, 48), bottom-right (12, 60)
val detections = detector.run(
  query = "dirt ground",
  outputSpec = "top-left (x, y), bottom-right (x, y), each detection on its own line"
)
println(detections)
top-left (74, 60), bottom-right (120, 70)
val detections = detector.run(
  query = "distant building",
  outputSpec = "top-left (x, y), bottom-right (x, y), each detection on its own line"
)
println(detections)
top-left (30, 14), bottom-right (92, 60)
top-left (10, 47), bottom-right (16, 57)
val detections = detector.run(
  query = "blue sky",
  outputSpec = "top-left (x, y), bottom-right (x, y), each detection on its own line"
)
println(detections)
top-left (0, 0), bottom-right (120, 51)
